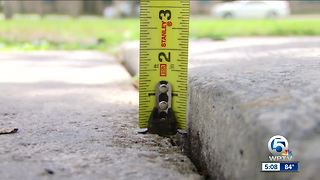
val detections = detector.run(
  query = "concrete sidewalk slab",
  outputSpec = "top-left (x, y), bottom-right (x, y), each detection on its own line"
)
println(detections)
top-left (119, 37), bottom-right (320, 180)
top-left (118, 42), bottom-right (139, 76)
top-left (188, 37), bottom-right (320, 180)
top-left (0, 51), bottom-right (200, 180)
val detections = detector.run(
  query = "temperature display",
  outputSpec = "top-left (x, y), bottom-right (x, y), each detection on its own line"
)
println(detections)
top-left (261, 162), bottom-right (299, 172)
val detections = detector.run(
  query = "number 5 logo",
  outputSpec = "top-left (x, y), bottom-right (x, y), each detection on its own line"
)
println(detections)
top-left (268, 135), bottom-right (288, 155)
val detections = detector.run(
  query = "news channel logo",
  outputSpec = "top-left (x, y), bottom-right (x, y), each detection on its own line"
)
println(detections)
top-left (267, 135), bottom-right (293, 161)
top-left (261, 135), bottom-right (298, 172)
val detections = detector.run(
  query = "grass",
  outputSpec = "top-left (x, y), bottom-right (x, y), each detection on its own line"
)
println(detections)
top-left (0, 15), bottom-right (319, 51)
top-left (190, 17), bottom-right (320, 39)
top-left (0, 15), bottom-right (139, 51)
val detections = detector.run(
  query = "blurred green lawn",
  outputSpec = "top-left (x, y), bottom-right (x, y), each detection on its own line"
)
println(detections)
top-left (0, 15), bottom-right (319, 51)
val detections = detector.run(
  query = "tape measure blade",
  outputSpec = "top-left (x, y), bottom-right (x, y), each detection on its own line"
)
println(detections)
top-left (139, 0), bottom-right (189, 130)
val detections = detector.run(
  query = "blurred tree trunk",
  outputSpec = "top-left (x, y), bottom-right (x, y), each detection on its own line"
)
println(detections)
top-left (3, 1), bottom-right (13, 19)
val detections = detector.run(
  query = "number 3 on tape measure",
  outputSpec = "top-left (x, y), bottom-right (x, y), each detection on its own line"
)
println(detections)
top-left (139, 0), bottom-right (190, 135)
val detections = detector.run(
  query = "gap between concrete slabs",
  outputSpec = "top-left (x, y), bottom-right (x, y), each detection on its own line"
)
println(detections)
top-left (118, 37), bottom-right (320, 180)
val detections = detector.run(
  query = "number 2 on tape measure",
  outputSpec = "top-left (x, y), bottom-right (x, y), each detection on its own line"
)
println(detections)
top-left (139, 0), bottom-right (190, 131)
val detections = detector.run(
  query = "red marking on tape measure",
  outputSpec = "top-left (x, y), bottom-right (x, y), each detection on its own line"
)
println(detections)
top-left (160, 64), bottom-right (167, 76)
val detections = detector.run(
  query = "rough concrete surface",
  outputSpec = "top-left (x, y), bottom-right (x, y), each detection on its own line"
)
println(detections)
top-left (120, 37), bottom-right (320, 180)
top-left (188, 37), bottom-right (320, 180)
top-left (0, 51), bottom-right (200, 180)
top-left (118, 41), bottom-right (139, 76)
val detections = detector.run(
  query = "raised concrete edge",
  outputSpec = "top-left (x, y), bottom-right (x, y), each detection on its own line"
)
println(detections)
top-left (118, 38), bottom-right (320, 180)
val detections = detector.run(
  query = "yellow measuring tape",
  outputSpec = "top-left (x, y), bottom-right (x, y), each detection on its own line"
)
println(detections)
top-left (139, 0), bottom-right (189, 133)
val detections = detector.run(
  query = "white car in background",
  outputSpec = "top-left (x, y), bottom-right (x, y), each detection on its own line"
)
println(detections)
top-left (212, 0), bottom-right (290, 19)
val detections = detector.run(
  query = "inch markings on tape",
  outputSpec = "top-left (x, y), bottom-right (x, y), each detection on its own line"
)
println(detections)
top-left (139, 0), bottom-right (189, 134)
